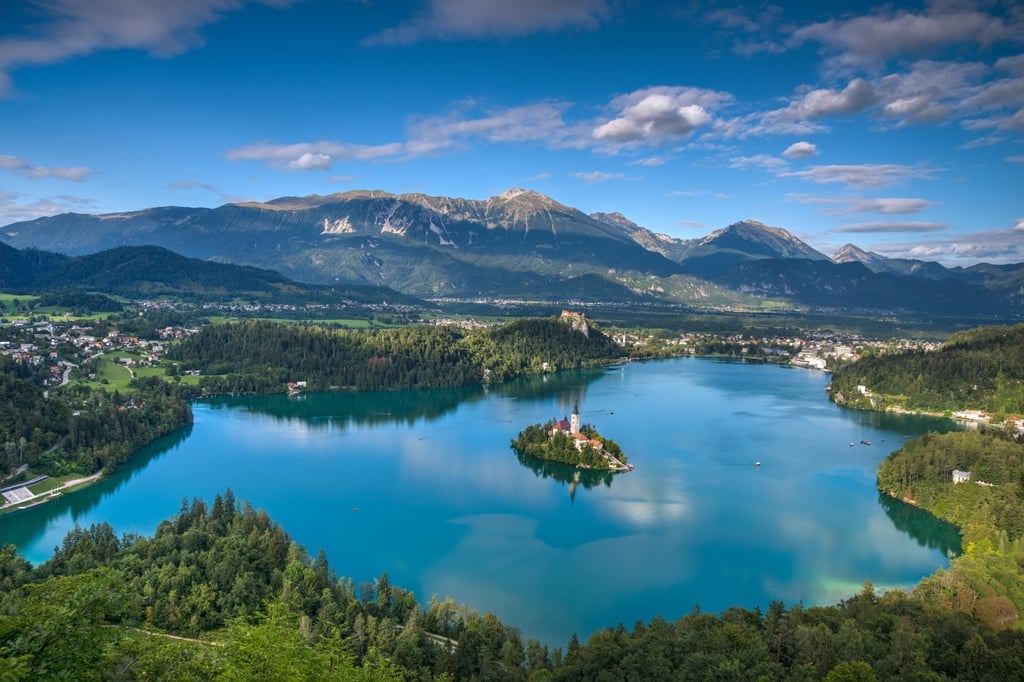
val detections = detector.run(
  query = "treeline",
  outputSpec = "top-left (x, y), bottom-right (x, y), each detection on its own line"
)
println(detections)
top-left (4, 494), bottom-right (1024, 679)
top-left (168, 317), bottom-right (621, 394)
top-left (829, 323), bottom-right (1024, 415)
top-left (1, 373), bottom-right (193, 478)
top-left (878, 430), bottom-right (1024, 630)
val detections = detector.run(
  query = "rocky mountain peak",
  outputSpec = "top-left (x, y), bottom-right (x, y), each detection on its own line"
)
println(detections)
top-left (832, 243), bottom-right (883, 264)
top-left (590, 211), bottom-right (641, 233)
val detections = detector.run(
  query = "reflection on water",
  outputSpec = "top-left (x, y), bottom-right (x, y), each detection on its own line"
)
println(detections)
top-left (0, 424), bottom-right (193, 551)
top-left (513, 450), bottom-right (615, 503)
top-left (201, 367), bottom-right (608, 431)
top-left (878, 493), bottom-right (962, 557)
top-left (0, 358), bottom-right (963, 646)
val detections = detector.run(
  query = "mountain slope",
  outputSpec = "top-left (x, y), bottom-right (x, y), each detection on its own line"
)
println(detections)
top-left (0, 242), bottom-right (418, 305)
top-left (3, 190), bottom-right (1022, 318)
top-left (715, 258), bottom-right (1008, 316)
top-left (1, 189), bottom-right (682, 296)
top-left (677, 220), bottom-right (828, 276)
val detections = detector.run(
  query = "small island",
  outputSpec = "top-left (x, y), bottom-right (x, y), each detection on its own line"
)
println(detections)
top-left (511, 402), bottom-right (633, 472)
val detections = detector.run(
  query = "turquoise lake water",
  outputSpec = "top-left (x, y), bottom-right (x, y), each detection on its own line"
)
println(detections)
top-left (0, 358), bottom-right (961, 645)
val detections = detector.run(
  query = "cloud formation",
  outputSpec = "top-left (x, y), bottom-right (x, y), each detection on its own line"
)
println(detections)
top-left (225, 101), bottom-right (573, 169)
top-left (362, 0), bottom-right (609, 46)
top-left (0, 155), bottom-right (91, 181)
top-left (781, 163), bottom-right (940, 188)
top-left (783, 141), bottom-right (818, 159)
top-left (788, 194), bottom-right (936, 215)
top-left (0, 191), bottom-right (96, 225)
top-left (0, 0), bottom-right (299, 96)
top-left (875, 225), bottom-right (1024, 264)
top-left (833, 221), bottom-right (947, 234)
top-left (573, 171), bottom-right (625, 183)
top-left (790, 5), bottom-right (1016, 70)
top-left (593, 87), bottom-right (729, 147)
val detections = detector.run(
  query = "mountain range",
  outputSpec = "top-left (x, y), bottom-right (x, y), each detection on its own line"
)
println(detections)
top-left (3, 188), bottom-right (1023, 319)
top-left (0, 241), bottom-right (418, 307)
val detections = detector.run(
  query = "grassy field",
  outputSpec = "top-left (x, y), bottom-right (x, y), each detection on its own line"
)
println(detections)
top-left (69, 352), bottom-right (201, 392)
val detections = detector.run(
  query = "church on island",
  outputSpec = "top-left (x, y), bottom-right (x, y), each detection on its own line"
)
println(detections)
top-left (551, 402), bottom-right (605, 453)
top-left (547, 402), bottom-right (633, 471)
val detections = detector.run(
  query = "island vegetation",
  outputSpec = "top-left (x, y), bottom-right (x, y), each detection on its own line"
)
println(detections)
top-left (511, 418), bottom-right (629, 471)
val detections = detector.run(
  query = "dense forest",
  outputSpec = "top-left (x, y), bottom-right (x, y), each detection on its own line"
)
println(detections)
top-left (828, 324), bottom-right (1024, 416)
top-left (877, 430), bottom-right (1024, 631)
top-left (168, 316), bottom-right (622, 394)
top-left (0, 373), bottom-right (193, 478)
top-left (3, 493), bottom-right (1024, 680)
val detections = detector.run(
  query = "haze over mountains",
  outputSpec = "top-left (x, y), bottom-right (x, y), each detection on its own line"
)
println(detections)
top-left (3, 189), bottom-right (1023, 319)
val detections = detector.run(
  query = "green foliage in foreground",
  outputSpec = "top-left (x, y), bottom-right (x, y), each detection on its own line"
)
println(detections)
top-left (878, 430), bottom-right (1024, 633)
top-left (829, 323), bottom-right (1024, 415)
top-left (168, 316), bottom-right (621, 394)
top-left (3, 492), bottom-right (1024, 680)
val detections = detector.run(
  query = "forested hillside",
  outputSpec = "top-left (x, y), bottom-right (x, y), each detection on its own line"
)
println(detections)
top-left (0, 374), bottom-right (192, 477)
top-left (3, 493), bottom-right (1024, 680)
top-left (168, 316), bottom-right (621, 394)
top-left (829, 324), bottom-right (1024, 415)
top-left (878, 430), bottom-right (1024, 631)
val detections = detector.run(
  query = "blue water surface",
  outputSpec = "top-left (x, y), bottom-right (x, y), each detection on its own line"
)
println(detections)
top-left (0, 358), bottom-right (960, 645)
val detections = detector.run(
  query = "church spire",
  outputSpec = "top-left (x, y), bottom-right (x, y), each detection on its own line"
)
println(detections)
top-left (570, 401), bottom-right (580, 435)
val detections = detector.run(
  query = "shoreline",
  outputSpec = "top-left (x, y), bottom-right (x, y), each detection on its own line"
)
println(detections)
top-left (0, 471), bottom-right (103, 515)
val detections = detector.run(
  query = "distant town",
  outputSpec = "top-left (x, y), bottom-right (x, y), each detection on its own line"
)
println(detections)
top-left (1, 305), bottom-right (945, 393)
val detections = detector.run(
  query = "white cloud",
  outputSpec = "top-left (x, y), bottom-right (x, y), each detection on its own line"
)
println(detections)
top-left (1015, 218), bottom-right (1024, 231)
top-left (729, 154), bottom-right (788, 171)
top-left (997, 55), bottom-right (1024, 75)
top-left (0, 0), bottom-right (300, 96)
top-left (833, 221), bottom-right (947, 234)
top-left (733, 79), bottom-right (876, 137)
top-left (961, 135), bottom-right (1003, 149)
top-left (849, 198), bottom-right (937, 214)
top-left (876, 226), bottom-right (1024, 264)
top-left (595, 98), bottom-right (709, 144)
top-left (225, 140), bottom-right (404, 169)
top-left (592, 86), bottom-right (731, 148)
top-left (573, 171), bottom-right (625, 183)
top-left (1009, 156), bottom-right (1024, 164)
top-left (790, 6), bottom-right (1015, 71)
top-left (362, 0), bottom-right (609, 46)
top-left (227, 87), bottom-right (736, 170)
top-left (0, 191), bottom-right (97, 225)
top-left (783, 141), bottom-right (818, 159)
top-left (287, 152), bottom-right (332, 171)
top-left (0, 154), bottom-right (91, 181)
top-left (226, 101), bottom-right (574, 169)
top-left (788, 194), bottom-right (936, 215)
top-left (781, 163), bottom-right (941, 188)
top-left (790, 78), bottom-right (877, 119)
top-left (629, 156), bottom-right (666, 167)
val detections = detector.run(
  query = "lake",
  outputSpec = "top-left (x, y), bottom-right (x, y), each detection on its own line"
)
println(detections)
top-left (0, 357), bottom-right (961, 645)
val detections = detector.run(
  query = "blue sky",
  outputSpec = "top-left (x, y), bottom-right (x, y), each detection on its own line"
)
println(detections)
top-left (1, 0), bottom-right (1022, 265)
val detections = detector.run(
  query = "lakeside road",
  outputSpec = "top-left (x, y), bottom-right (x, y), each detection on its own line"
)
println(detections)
top-left (0, 471), bottom-right (103, 514)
